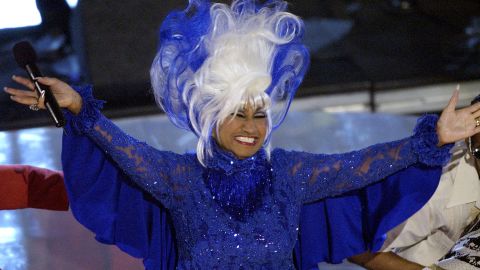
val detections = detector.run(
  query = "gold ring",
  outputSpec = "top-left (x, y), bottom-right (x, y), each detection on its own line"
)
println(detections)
top-left (476, 119), bottom-right (480, 127)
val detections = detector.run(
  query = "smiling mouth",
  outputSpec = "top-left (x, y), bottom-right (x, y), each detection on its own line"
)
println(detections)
top-left (235, 136), bottom-right (257, 146)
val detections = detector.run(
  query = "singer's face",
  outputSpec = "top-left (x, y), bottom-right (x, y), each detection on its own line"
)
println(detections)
top-left (215, 104), bottom-right (267, 159)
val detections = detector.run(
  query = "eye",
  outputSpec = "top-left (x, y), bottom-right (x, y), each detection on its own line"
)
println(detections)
top-left (254, 112), bottom-right (266, 118)
top-left (233, 112), bottom-right (246, 118)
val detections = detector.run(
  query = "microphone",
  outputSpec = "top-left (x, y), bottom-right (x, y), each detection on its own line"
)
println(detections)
top-left (13, 41), bottom-right (66, 128)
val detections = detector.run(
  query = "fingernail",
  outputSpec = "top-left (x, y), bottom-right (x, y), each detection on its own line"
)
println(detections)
top-left (11, 75), bottom-right (16, 79)
top-left (456, 84), bottom-right (460, 91)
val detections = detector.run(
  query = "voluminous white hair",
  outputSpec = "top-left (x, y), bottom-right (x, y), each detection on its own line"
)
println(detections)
top-left (188, 1), bottom-right (301, 165)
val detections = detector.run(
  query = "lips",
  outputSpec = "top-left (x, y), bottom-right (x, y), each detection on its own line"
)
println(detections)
top-left (234, 136), bottom-right (257, 146)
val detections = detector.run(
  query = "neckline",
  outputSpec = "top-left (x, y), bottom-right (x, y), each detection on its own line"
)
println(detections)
top-left (205, 141), bottom-right (268, 175)
top-left (203, 142), bottom-right (272, 221)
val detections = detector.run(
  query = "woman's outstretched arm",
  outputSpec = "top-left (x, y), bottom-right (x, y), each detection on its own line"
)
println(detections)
top-left (5, 76), bottom-right (177, 268)
top-left (5, 76), bottom-right (195, 209)
top-left (282, 90), bottom-right (480, 203)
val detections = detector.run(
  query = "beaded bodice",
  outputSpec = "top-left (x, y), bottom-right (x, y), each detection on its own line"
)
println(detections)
top-left (165, 151), bottom-right (301, 269)
top-left (204, 144), bottom-right (273, 221)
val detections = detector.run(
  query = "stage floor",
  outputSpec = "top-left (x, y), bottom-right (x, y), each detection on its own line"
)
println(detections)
top-left (0, 108), bottom-right (418, 270)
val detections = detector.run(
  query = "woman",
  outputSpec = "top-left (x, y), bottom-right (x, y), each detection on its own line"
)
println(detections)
top-left (5, 0), bottom-right (480, 269)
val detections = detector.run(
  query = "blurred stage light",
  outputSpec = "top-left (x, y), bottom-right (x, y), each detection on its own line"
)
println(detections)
top-left (66, 0), bottom-right (78, 8)
top-left (0, 0), bottom-right (42, 29)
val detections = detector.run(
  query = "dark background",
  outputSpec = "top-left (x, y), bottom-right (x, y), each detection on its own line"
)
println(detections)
top-left (1, 0), bottom-right (479, 131)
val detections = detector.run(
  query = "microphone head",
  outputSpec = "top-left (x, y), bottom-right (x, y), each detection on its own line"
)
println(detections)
top-left (13, 41), bottom-right (37, 68)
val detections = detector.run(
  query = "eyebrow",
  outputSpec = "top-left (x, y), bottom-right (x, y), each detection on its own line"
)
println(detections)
top-left (235, 106), bottom-right (266, 115)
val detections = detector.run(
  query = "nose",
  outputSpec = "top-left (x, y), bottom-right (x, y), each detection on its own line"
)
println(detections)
top-left (241, 118), bottom-right (258, 134)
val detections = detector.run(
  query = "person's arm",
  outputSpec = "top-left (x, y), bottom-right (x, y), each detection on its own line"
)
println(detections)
top-left (276, 89), bottom-right (480, 203)
top-left (6, 76), bottom-right (179, 268)
top-left (63, 84), bottom-right (195, 209)
top-left (62, 131), bottom-right (177, 268)
top-left (285, 114), bottom-right (451, 203)
top-left (0, 165), bottom-right (67, 210)
top-left (6, 76), bottom-right (194, 209)
top-left (349, 251), bottom-right (424, 270)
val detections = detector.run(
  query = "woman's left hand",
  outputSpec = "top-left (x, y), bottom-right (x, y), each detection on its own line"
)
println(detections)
top-left (436, 88), bottom-right (480, 146)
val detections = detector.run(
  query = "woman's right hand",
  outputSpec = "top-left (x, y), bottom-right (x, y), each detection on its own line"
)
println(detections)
top-left (4, 75), bottom-right (83, 115)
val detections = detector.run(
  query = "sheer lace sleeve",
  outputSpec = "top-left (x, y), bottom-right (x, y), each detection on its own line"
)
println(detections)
top-left (282, 114), bottom-right (452, 203)
top-left (64, 85), bottom-right (195, 208)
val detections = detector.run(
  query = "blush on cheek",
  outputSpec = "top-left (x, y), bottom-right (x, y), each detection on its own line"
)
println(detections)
top-left (215, 137), bottom-right (225, 149)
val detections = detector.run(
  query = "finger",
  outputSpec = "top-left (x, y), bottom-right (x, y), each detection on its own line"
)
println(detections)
top-left (11, 75), bottom-right (35, 90)
top-left (447, 88), bottom-right (460, 111)
top-left (468, 101), bottom-right (480, 114)
top-left (37, 76), bottom-right (60, 86)
top-left (4, 87), bottom-right (38, 98)
top-left (472, 106), bottom-right (480, 119)
top-left (37, 94), bottom-right (46, 107)
top-left (10, 95), bottom-right (42, 107)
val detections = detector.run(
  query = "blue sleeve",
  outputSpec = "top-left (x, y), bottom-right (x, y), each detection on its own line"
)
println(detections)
top-left (61, 86), bottom-right (177, 270)
top-left (288, 114), bottom-right (452, 203)
top-left (62, 121), bottom-right (177, 270)
top-left (64, 85), bottom-right (192, 209)
top-left (293, 164), bottom-right (442, 269)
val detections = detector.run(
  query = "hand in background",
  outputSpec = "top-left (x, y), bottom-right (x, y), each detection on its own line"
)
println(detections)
top-left (436, 88), bottom-right (480, 146)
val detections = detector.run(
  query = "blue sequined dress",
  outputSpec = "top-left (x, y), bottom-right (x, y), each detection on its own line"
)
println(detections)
top-left (61, 86), bottom-right (450, 269)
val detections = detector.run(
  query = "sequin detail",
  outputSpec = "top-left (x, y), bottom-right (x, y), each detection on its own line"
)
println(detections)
top-left (204, 144), bottom-right (273, 221)
top-left (64, 85), bottom-right (105, 134)
top-left (411, 114), bottom-right (453, 166)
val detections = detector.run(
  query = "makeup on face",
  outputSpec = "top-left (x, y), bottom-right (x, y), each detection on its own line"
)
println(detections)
top-left (216, 105), bottom-right (267, 159)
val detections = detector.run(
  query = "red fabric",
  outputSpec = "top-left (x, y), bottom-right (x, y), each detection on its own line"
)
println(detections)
top-left (0, 165), bottom-right (68, 210)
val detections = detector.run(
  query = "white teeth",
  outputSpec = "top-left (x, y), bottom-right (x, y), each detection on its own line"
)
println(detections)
top-left (236, 136), bottom-right (255, 143)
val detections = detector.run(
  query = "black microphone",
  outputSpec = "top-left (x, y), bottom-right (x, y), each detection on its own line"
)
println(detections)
top-left (13, 41), bottom-right (66, 128)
